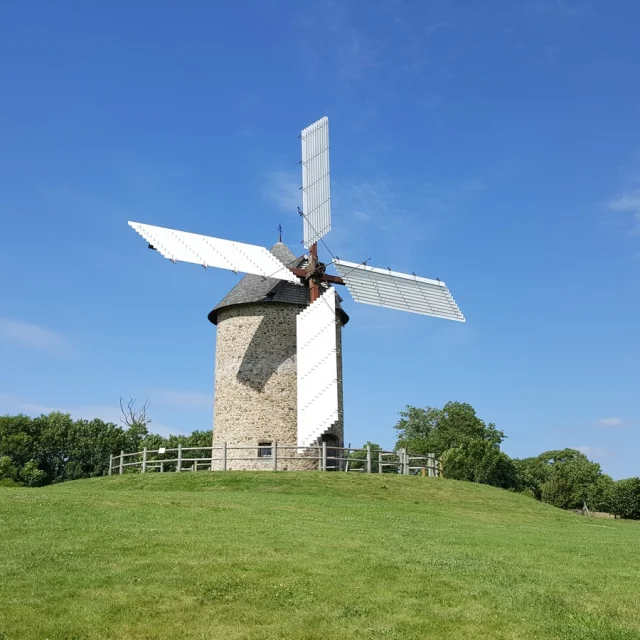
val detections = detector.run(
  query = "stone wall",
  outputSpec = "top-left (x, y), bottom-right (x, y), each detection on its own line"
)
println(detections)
top-left (212, 301), bottom-right (344, 470)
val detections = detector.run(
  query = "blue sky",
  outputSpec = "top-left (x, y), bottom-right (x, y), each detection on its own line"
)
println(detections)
top-left (1, 0), bottom-right (639, 479)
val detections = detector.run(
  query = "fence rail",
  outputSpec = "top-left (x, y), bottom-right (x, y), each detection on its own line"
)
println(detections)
top-left (108, 444), bottom-right (443, 477)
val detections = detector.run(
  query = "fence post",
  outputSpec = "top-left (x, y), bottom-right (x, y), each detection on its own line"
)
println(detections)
top-left (366, 445), bottom-right (372, 474)
top-left (160, 461), bottom-right (164, 473)
top-left (401, 449), bottom-right (409, 475)
top-left (438, 459), bottom-right (444, 478)
top-left (222, 442), bottom-right (227, 471)
top-left (177, 444), bottom-right (182, 472)
top-left (119, 450), bottom-right (124, 475)
top-left (378, 451), bottom-right (383, 474)
top-left (210, 445), bottom-right (215, 472)
top-left (273, 441), bottom-right (278, 471)
top-left (193, 459), bottom-right (197, 472)
top-left (108, 454), bottom-right (113, 476)
top-left (427, 453), bottom-right (434, 477)
top-left (322, 441), bottom-right (327, 471)
top-left (142, 447), bottom-right (147, 474)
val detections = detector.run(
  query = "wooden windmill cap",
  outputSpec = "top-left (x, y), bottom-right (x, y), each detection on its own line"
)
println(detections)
top-left (208, 242), bottom-right (349, 326)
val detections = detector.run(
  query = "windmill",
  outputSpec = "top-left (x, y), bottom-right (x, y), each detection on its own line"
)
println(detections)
top-left (128, 117), bottom-right (465, 463)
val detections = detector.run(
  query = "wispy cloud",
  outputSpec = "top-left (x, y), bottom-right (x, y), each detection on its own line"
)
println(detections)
top-left (0, 317), bottom-right (70, 355)
top-left (151, 389), bottom-right (213, 410)
top-left (523, 0), bottom-right (591, 34)
top-left (335, 179), bottom-right (393, 223)
top-left (325, 174), bottom-right (488, 266)
top-left (0, 393), bottom-right (187, 437)
top-left (608, 192), bottom-right (640, 234)
top-left (526, 0), bottom-right (591, 19)
top-left (577, 446), bottom-right (612, 460)
top-left (239, 94), bottom-right (261, 107)
top-left (597, 417), bottom-right (625, 428)
top-left (0, 394), bottom-right (121, 423)
top-left (263, 170), bottom-right (301, 213)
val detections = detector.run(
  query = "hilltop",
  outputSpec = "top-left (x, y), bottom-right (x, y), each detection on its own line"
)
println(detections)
top-left (1, 472), bottom-right (639, 639)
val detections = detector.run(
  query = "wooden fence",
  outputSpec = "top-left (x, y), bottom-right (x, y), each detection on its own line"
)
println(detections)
top-left (108, 444), bottom-right (443, 477)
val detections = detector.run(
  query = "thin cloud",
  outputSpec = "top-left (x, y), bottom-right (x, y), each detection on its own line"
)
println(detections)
top-left (263, 170), bottom-right (301, 213)
top-left (0, 394), bottom-right (121, 423)
top-left (240, 94), bottom-right (261, 107)
top-left (152, 389), bottom-right (213, 410)
top-left (608, 192), bottom-right (640, 234)
top-left (0, 393), bottom-right (188, 436)
top-left (597, 417), bottom-right (625, 428)
top-left (0, 317), bottom-right (70, 355)
top-left (523, 0), bottom-right (592, 32)
top-left (578, 446), bottom-right (612, 460)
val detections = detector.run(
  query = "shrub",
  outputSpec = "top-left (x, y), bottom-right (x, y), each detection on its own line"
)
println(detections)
top-left (0, 455), bottom-right (18, 481)
top-left (587, 474), bottom-right (616, 513)
top-left (612, 478), bottom-right (640, 519)
top-left (20, 460), bottom-right (47, 487)
top-left (443, 440), bottom-right (518, 489)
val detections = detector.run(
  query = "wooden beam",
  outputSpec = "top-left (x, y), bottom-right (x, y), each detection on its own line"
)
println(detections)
top-left (309, 244), bottom-right (320, 302)
top-left (288, 267), bottom-right (344, 286)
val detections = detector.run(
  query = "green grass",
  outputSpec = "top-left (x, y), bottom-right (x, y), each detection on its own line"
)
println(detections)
top-left (1, 473), bottom-right (639, 640)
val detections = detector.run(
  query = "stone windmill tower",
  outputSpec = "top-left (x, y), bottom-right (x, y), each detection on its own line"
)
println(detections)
top-left (207, 241), bottom-right (349, 468)
top-left (127, 117), bottom-right (465, 470)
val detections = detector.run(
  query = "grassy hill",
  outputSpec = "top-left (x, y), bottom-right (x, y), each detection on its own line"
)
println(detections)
top-left (1, 473), bottom-right (638, 640)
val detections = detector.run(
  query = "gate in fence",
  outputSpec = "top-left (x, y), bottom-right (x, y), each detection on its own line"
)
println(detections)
top-left (109, 443), bottom-right (442, 477)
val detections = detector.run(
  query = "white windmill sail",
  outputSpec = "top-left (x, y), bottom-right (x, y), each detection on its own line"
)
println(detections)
top-left (128, 221), bottom-right (301, 284)
top-left (296, 287), bottom-right (339, 447)
top-left (301, 117), bottom-right (331, 248)
top-left (334, 260), bottom-right (465, 322)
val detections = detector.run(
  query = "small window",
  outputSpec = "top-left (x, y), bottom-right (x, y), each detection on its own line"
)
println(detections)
top-left (257, 442), bottom-right (272, 458)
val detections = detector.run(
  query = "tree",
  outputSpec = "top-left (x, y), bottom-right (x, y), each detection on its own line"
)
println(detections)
top-left (0, 414), bottom-right (39, 470)
top-left (587, 474), bottom-right (616, 513)
top-left (20, 460), bottom-right (47, 487)
top-left (0, 403), bottom-right (220, 486)
top-left (0, 456), bottom-right (18, 481)
top-left (536, 449), bottom-right (602, 510)
top-left (512, 457), bottom-right (551, 499)
top-left (120, 397), bottom-right (152, 451)
top-left (394, 402), bottom-right (513, 487)
top-left (0, 411), bottom-right (131, 486)
top-left (612, 478), bottom-right (640, 519)
top-left (394, 402), bottom-right (505, 458)
top-left (442, 440), bottom-right (518, 489)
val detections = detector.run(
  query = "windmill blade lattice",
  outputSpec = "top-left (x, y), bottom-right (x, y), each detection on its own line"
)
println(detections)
top-left (334, 260), bottom-right (465, 322)
top-left (129, 221), bottom-right (301, 284)
top-left (301, 117), bottom-right (331, 249)
top-left (296, 286), bottom-right (339, 447)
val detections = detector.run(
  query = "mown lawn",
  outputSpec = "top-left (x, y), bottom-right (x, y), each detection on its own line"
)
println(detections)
top-left (0, 472), bottom-right (639, 639)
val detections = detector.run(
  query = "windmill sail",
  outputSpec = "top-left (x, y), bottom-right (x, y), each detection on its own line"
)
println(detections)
top-left (334, 260), bottom-right (465, 322)
top-left (296, 287), bottom-right (339, 447)
top-left (128, 221), bottom-right (301, 284)
top-left (301, 117), bottom-right (331, 248)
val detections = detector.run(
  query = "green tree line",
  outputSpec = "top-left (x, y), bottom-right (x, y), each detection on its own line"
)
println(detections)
top-left (353, 401), bottom-right (640, 519)
top-left (1, 401), bottom-right (638, 519)
top-left (0, 409), bottom-right (210, 488)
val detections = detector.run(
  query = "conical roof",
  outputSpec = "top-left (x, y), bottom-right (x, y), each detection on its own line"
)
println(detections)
top-left (208, 242), bottom-right (349, 325)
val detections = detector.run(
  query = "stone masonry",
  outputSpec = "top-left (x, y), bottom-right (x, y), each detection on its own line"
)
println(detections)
top-left (211, 301), bottom-right (345, 470)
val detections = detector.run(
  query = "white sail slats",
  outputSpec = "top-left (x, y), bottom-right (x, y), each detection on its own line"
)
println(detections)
top-left (334, 260), bottom-right (465, 322)
top-left (301, 117), bottom-right (331, 248)
top-left (128, 221), bottom-right (300, 284)
top-left (296, 287), bottom-right (339, 447)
